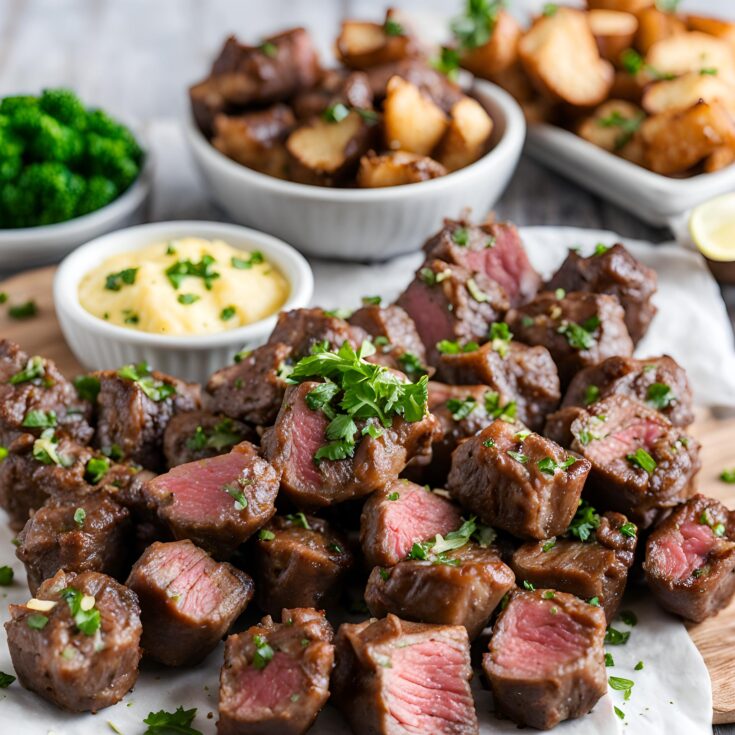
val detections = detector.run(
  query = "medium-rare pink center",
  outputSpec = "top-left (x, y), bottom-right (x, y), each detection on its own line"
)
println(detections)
top-left (386, 487), bottom-right (461, 561)
top-left (232, 651), bottom-right (304, 713)
top-left (400, 283), bottom-right (454, 357)
top-left (492, 598), bottom-right (589, 678)
top-left (651, 520), bottom-right (715, 581)
top-left (584, 418), bottom-right (663, 463)
top-left (383, 639), bottom-right (473, 735)
top-left (290, 393), bottom-right (329, 489)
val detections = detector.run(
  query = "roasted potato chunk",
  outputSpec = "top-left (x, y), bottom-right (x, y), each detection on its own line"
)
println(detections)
top-left (641, 101), bottom-right (735, 175)
top-left (578, 99), bottom-right (645, 158)
top-left (519, 8), bottom-right (614, 107)
top-left (212, 104), bottom-right (296, 178)
top-left (686, 15), bottom-right (735, 47)
top-left (635, 7), bottom-right (686, 55)
top-left (383, 76), bottom-right (448, 155)
top-left (357, 150), bottom-right (447, 187)
top-left (588, 10), bottom-right (638, 64)
top-left (459, 11), bottom-right (522, 79)
top-left (336, 10), bottom-right (418, 70)
top-left (645, 32), bottom-right (735, 86)
top-left (434, 96), bottom-right (494, 171)
top-left (641, 72), bottom-right (735, 116)
top-left (587, 0), bottom-right (652, 11)
top-left (286, 110), bottom-right (372, 186)
top-left (704, 146), bottom-right (735, 173)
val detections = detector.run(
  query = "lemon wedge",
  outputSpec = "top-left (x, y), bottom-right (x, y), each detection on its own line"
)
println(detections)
top-left (689, 193), bottom-right (735, 262)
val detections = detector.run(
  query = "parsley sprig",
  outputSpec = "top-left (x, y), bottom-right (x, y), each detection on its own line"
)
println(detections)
top-left (9, 356), bottom-right (47, 385)
top-left (451, 0), bottom-right (503, 50)
top-left (118, 362), bottom-right (176, 402)
top-left (566, 500), bottom-right (600, 542)
top-left (186, 419), bottom-right (243, 452)
top-left (60, 587), bottom-right (101, 636)
top-left (406, 516), bottom-right (496, 565)
top-left (143, 706), bottom-right (202, 735)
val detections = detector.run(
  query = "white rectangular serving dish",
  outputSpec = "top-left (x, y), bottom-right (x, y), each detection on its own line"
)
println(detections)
top-left (525, 123), bottom-right (735, 227)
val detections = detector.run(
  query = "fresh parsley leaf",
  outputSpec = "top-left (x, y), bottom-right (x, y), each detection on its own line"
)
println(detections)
top-left (177, 293), bottom-right (200, 305)
top-left (220, 305), bottom-right (237, 321)
top-left (362, 295), bottom-right (382, 305)
top-left (436, 339), bottom-right (478, 355)
top-left (32, 429), bottom-right (72, 467)
top-left (627, 447), bottom-right (657, 474)
top-left (322, 102), bottom-right (350, 124)
top-left (542, 2), bottom-right (558, 15)
top-left (285, 512), bottom-right (310, 529)
top-left (252, 634), bottom-right (274, 669)
top-left (387, 491), bottom-right (399, 501)
top-left (604, 626), bottom-right (630, 645)
top-left (619, 522), bottom-right (637, 538)
top-left (8, 300), bottom-right (38, 319)
top-left (73, 507), bottom-right (86, 528)
top-left (452, 227), bottom-right (469, 246)
top-left (223, 480), bottom-right (250, 511)
top-left (446, 396), bottom-right (477, 421)
top-left (451, 0), bottom-right (503, 50)
top-left (9, 356), bottom-right (46, 385)
top-left (537, 456), bottom-right (576, 475)
top-left (143, 706), bottom-right (202, 735)
top-left (0, 671), bottom-right (15, 688)
top-left (584, 385), bottom-right (600, 405)
top-left (522, 580), bottom-right (535, 591)
top-left (594, 243), bottom-right (611, 256)
top-left (567, 500), bottom-right (600, 542)
top-left (60, 587), bottom-right (101, 635)
top-left (635, 660), bottom-right (644, 670)
top-left (614, 705), bottom-right (625, 720)
top-left (432, 47), bottom-right (460, 81)
top-left (646, 382), bottom-right (674, 409)
top-left (74, 375), bottom-right (100, 402)
top-left (489, 321), bottom-right (512, 357)
top-left (384, 17), bottom-right (404, 36)
top-left (484, 391), bottom-right (516, 420)
top-left (84, 457), bottom-right (110, 485)
top-left (231, 251), bottom-right (264, 270)
top-left (620, 610), bottom-right (637, 629)
top-left (117, 362), bottom-right (176, 402)
top-left (588, 596), bottom-right (601, 607)
top-left (542, 537), bottom-right (556, 552)
top-left (605, 652), bottom-right (615, 667)
top-left (557, 320), bottom-right (597, 350)
top-left (507, 450), bottom-right (527, 464)
top-left (22, 409), bottom-right (57, 428)
top-left (0, 565), bottom-right (13, 585)
top-left (165, 255), bottom-right (220, 290)
top-left (609, 675), bottom-right (634, 701)
top-left (721, 468), bottom-right (735, 483)
top-left (258, 529), bottom-right (275, 541)
top-left (105, 267), bottom-right (138, 292)
top-left (397, 351), bottom-right (428, 379)
top-left (26, 614), bottom-right (48, 630)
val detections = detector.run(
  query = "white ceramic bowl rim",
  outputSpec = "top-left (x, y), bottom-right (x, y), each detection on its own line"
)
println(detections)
top-left (54, 220), bottom-right (314, 351)
top-left (184, 79), bottom-right (525, 201)
top-left (0, 143), bottom-right (154, 245)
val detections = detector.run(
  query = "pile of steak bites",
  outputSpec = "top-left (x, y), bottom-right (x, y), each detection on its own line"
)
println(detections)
top-left (2, 218), bottom-right (733, 733)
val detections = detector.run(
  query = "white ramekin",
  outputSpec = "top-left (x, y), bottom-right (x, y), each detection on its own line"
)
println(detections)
top-left (54, 220), bottom-right (313, 382)
top-left (184, 79), bottom-right (526, 261)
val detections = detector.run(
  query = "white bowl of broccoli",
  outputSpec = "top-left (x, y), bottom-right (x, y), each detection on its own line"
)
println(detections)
top-left (0, 89), bottom-right (152, 268)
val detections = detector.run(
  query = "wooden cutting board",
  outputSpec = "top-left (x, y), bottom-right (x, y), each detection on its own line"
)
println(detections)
top-left (2, 266), bottom-right (735, 723)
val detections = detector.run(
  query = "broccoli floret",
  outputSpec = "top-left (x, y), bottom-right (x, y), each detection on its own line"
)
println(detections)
top-left (14, 162), bottom-right (85, 226)
top-left (0, 156), bottom-right (21, 183)
top-left (39, 88), bottom-right (87, 130)
top-left (76, 175), bottom-right (118, 216)
top-left (26, 113), bottom-right (83, 163)
top-left (85, 133), bottom-right (140, 190)
top-left (86, 108), bottom-right (143, 163)
top-left (0, 95), bottom-right (38, 116)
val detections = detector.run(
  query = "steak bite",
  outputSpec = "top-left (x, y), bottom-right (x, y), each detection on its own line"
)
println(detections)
top-left (262, 380), bottom-right (437, 508)
top-left (505, 291), bottom-right (634, 388)
top-left (5, 569), bottom-right (142, 713)
top-left (252, 513), bottom-right (354, 615)
top-left (0, 340), bottom-right (93, 446)
top-left (511, 510), bottom-right (637, 621)
top-left (565, 395), bottom-right (700, 528)
top-left (562, 354), bottom-right (694, 428)
top-left (483, 589), bottom-right (607, 730)
top-left (267, 308), bottom-right (368, 359)
top-left (447, 420), bottom-right (591, 540)
top-left (218, 608), bottom-right (334, 735)
top-left (396, 259), bottom-right (509, 367)
top-left (365, 540), bottom-right (515, 639)
top-left (332, 615), bottom-right (479, 735)
top-left (143, 440), bottom-right (279, 559)
top-left (360, 480), bottom-right (463, 568)
top-left (16, 495), bottom-right (131, 595)
top-left (163, 410), bottom-right (255, 467)
top-left (546, 243), bottom-right (658, 344)
top-left (422, 218), bottom-right (541, 307)
top-left (644, 494), bottom-right (735, 622)
top-left (204, 342), bottom-right (293, 427)
top-left (126, 539), bottom-right (254, 666)
top-left (93, 363), bottom-right (201, 471)
top-left (435, 335), bottom-right (561, 432)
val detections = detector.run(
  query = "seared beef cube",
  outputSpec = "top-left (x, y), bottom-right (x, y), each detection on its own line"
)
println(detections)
top-left (511, 511), bottom-right (637, 621)
top-left (483, 589), bottom-right (607, 730)
top-left (447, 420), bottom-right (591, 539)
top-left (422, 219), bottom-right (540, 307)
top-left (644, 494), bottom-right (735, 622)
top-left (427, 383), bottom-right (496, 481)
top-left (349, 303), bottom-right (429, 376)
top-left (5, 569), bottom-right (141, 712)
top-left (365, 543), bottom-right (515, 639)
top-left (205, 342), bottom-right (293, 426)
top-left (263, 382), bottom-right (437, 507)
top-left (546, 243), bottom-right (657, 344)
top-left (0, 431), bottom-right (95, 530)
top-left (218, 608), bottom-right (334, 735)
top-left (565, 395), bottom-right (700, 527)
top-left (143, 441), bottom-right (279, 559)
top-left (0, 340), bottom-right (93, 446)
top-left (543, 405), bottom-right (586, 448)
top-left (126, 539), bottom-right (254, 666)
top-left (436, 339), bottom-right (560, 432)
top-left (506, 291), bottom-right (634, 388)
top-left (360, 480), bottom-right (462, 567)
top-left (562, 354), bottom-right (694, 428)
top-left (189, 76), bottom-right (230, 137)
top-left (16, 495), bottom-right (131, 595)
top-left (94, 365), bottom-right (200, 471)
top-left (333, 615), bottom-right (478, 735)
top-left (163, 410), bottom-right (255, 467)
top-left (397, 259), bottom-right (509, 366)
top-left (292, 68), bottom-right (373, 121)
top-left (253, 514), bottom-right (353, 615)
top-left (268, 308), bottom-right (369, 359)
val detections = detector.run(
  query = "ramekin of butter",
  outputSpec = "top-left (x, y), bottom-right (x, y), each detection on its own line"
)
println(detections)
top-left (54, 221), bottom-right (313, 382)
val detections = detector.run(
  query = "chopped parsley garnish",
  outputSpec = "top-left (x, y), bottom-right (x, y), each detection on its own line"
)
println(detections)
top-left (260, 41), bottom-right (278, 57)
top-left (646, 382), bottom-right (674, 409)
top-left (594, 243), bottom-right (611, 256)
top-left (588, 596), bottom-right (601, 607)
top-left (466, 278), bottom-right (489, 303)
top-left (522, 580), bottom-right (535, 591)
top-left (584, 385), bottom-right (600, 405)
top-left (60, 587), bottom-right (101, 635)
top-left (489, 321), bottom-right (512, 357)
top-left (446, 396), bottom-right (477, 421)
top-left (620, 47), bottom-right (673, 80)
top-left (614, 705), bottom-right (625, 720)
top-left (384, 17), bottom-right (404, 36)
top-left (285, 512), bottom-right (310, 529)
top-left (223, 479), bottom-right (251, 511)
top-left (0, 565), bottom-right (13, 585)
top-left (451, 0), bottom-right (503, 50)
top-left (406, 516), bottom-right (492, 565)
top-left (0, 447), bottom-right (6, 461)
top-left (329, 543), bottom-right (343, 553)
top-left (537, 456), bottom-right (576, 475)
top-left (387, 491), bottom-right (399, 501)
top-left (482, 439), bottom-right (495, 448)
top-left (397, 351), bottom-right (428, 379)
top-left (26, 614), bottom-right (48, 630)
top-left (436, 339), bottom-right (478, 355)
top-left (515, 430), bottom-right (531, 441)
top-left (252, 635), bottom-right (275, 669)
top-left (220, 305), bottom-right (237, 321)
top-left (104, 267), bottom-right (138, 292)
top-left (542, 538), bottom-right (556, 552)
top-left (521, 315), bottom-right (535, 328)
top-left (452, 227), bottom-right (469, 246)
top-left (0, 671), bottom-right (15, 688)
top-left (143, 706), bottom-right (202, 735)
top-left (322, 102), bottom-right (350, 124)
top-left (609, 675), bottom-right (634, 701)
top-left (74, 375), bottom-right (100, 402)
top-left (177, 293), bottom-right (200, 305)
top-left (567, 500), bottom-right (600, 542)
top-left (289, 341), bottom-right (428, 463)
top-left (122, 309), bottom-right (139, 324)
top-left (507, 450), bottom-right (528, 464)
top-left (102, 444), bottom-right (124, 461)
top-left (700, 67), bottom-right (718, 75)
top-left (118, 362), bottom-right (176, 402)
top-left (9, 356), bottom-right (46, 385)
top-left (8, 300), bottom-right (38, 319)
top-left (419, 266), bottom-right (451, 286)
top-left (554, 288), bottom-right (566, 300)
top-left (720, 468), bottom-right (735, 483)
top-left (542, 590), bottom-right (555, 599)
top-left (557, 317), bottom-right (599, 350)
top-left (619, 522), bottom-right (637, 538)
top-left (33, 429), bottom-right (73, 467)
top-left (379, 568), bottom-right (390, 581)
top-left (186, 418), bottom-right (243, 452)
top-left (231, 251), bottom-right (264, 269)
top-left (73, 508), bottom-right (86, 528)
top-left (605, 652), bottom-right (615, 667)
top-left (484, 391), bottom-right (516, 420)
top-left (362, 295), bottom-right (382, 305)
top-left (165, 254), bottom-right (220, 290)
top-left (84, 456), bottom-right (110, 484)
top-left (22, 409), bottom-right (57, 428)
top-left (635, 660), bottom-right (644, 670)
top-left (627, 447), bottom-right (656, 474)
top-left (324, 308), bottom-right (353, 319)
top-left (432, 47), bottom-right (460, 81)
top-left (604, 626), bottom-right (630, 645)
top-left (542, 2), bottom-right (558, 15)
top-left (258, 529), bottom-right (275, 541)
